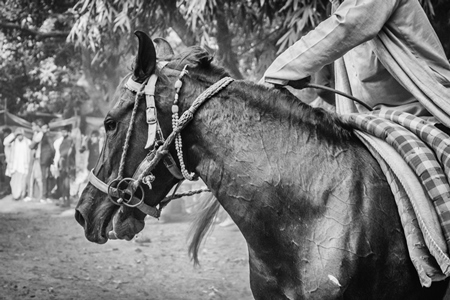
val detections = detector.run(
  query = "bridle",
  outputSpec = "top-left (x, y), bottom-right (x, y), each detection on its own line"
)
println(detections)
top-left (87, 61), bottom-right (234, 219)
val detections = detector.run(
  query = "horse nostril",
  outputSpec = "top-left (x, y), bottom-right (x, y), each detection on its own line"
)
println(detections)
top-left (75, 210), bottom-right (86, 228)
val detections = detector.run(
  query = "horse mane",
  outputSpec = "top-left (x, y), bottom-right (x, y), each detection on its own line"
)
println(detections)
top-left (171, 46), bottom-right (355, 262)
top-left (230, 83), bottom-right (355, 144)
top-left (166, 46), bottom-right (354, 144)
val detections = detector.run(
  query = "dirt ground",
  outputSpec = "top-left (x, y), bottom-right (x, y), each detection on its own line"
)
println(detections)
top-left (0, 194), bottom-right (253, 300)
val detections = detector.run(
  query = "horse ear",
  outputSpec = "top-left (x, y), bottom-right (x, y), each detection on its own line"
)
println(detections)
top-left (133, 30), bottom-right (156, 81)
top-left (153, 38), bottom-right (174, 60)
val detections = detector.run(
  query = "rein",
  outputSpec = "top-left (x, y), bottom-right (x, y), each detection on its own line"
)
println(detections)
top-left (305, 83), bottom-right (373, 111)
top-left (88, 63), bottom-right (234, 218)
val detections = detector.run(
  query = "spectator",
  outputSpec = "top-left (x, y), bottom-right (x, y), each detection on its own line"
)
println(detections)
top-left (1, 127), bottom-right (13, 197)
top-left (25, 120), bottom-right (44, 202)
top-left (4, 128), bottom-right (31, 200)
top-left (55, 125), bottom-right (76, 208)
top-left (39, 123), bottom-right (55, 203)
top-left (50, 130), bottom-right (63, 200)
top-left (80, 130), bottom-right (102, 171)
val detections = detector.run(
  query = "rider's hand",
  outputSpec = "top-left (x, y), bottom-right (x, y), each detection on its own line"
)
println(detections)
top-left (287, 76), bottom-right (311, 90)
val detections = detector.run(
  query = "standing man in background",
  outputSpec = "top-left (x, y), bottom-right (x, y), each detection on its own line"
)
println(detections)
top-left (56, 125), bottom-right (76, 208)
top-left (5, 128), bottom-right (31, 201)
top-left (25, 120), bottom-right (44, 202)
top-left (39, 123), bottom-right (55, 203)
top-left (80, 129), bottom-right (101, 172)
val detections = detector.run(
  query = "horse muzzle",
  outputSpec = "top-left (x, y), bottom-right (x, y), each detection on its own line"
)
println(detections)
top-left (87, 170), bottom-right (163, 218)
top-left (75, 184), bottom-right (145, 243)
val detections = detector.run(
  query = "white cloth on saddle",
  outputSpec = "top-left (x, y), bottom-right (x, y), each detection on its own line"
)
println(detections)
top-left (355, 131), bottom-right (450, 286)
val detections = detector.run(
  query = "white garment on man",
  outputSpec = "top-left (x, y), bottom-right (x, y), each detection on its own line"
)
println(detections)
top-left (3, 132), bottom-right (15, 177)
top-left (7, 130), bottom-right (31, 200)
top-left (10, 137), bottom-right (31, 175)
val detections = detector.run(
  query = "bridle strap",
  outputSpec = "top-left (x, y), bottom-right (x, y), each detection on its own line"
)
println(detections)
top-left (125, 61), bottom-right (170, 150)
top-left (88, 169), bottom-right (110, 195)
top-left (125, 74), bottom-right (159, 150)
top-left (131, 148), bottom-right (184, 181)
top-left (144, 74), bottom-right (158, 149)
top-left (163, 154), bottom-right (184, 179)
top-left (124, 76), bottom-right (144, 92)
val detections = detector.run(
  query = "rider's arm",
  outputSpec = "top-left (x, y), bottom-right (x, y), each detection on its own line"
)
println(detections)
top-left (262, 0), bottom-right (398, 85)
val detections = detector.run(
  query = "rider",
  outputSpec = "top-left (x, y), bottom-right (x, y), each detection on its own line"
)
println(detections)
top-left (260, 0), bottom-right (450, 125)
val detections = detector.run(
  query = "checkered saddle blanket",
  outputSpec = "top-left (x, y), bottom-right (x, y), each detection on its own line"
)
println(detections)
top-left (340, 110), bottom-right (450, 286)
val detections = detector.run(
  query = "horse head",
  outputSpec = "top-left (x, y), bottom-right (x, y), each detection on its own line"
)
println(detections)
top-left (75, 31), bottom-right (230, 244)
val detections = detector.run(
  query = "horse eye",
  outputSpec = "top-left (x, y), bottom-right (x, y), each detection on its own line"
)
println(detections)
top-left (104, 119), bottom-right (117, 132)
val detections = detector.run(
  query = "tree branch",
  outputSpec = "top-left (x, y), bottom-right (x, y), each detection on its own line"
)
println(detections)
top-left (161, 0), bottom-right (197, 46)
top-left (0, 22), bottom-right (69, 40)
top-left (215, 8), bottom-right (243, 79)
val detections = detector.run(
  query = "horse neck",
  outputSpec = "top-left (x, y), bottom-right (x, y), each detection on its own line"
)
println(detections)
top-left (179, 79), bottom-right (357, 227)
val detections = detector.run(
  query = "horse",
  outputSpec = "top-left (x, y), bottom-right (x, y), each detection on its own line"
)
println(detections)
top-left (75, 31), bottom-right (450, 299)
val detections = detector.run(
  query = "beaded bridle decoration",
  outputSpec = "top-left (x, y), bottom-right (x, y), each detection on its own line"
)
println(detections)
top-left (87, 64), bottom-right (234, 218)
top-left (173, 65), bottom-right (197, 181)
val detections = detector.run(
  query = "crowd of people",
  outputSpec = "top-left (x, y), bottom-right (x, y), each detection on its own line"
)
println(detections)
top-left (0, 119), bottom-right (104, 208)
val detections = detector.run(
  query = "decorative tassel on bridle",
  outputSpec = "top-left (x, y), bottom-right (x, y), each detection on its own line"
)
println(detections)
top-left (172, 65), bottom-right (198, 181)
